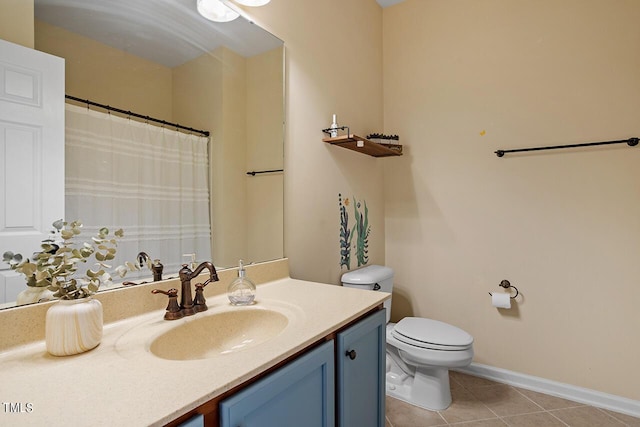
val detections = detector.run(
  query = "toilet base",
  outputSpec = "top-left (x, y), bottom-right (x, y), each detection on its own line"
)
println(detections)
top-left (386, 355), bottom-right (452, 411)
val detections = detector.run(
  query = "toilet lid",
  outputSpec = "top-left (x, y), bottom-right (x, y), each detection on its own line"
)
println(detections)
top-left (391, 317), bottom-right (473, 351)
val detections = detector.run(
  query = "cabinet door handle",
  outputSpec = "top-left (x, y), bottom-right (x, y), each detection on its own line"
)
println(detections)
top-left (346, 349), bottom-right (357, 360)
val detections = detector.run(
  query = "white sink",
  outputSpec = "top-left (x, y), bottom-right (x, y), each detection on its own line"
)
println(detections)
top-left (149, 307), bottom-right (290, 361)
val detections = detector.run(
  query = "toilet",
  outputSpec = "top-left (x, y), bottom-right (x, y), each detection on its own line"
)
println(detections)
top-left (341, 265), bottom-right (474, 411)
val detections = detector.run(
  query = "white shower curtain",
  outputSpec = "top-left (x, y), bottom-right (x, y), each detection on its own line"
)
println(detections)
top-left (65, 104), bottom-right (211, 283)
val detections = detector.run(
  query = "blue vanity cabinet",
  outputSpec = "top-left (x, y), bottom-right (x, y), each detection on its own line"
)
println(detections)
top-left (167, 308), bottom-right (386, 427)
top-left (177, 414), bottom-right (204, 427)
top-left (219, 340), bottom-right (335, 427)
top-left (336, 309), bottom-right (386, 427)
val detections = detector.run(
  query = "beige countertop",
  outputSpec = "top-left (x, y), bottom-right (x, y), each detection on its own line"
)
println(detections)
top-left (0, 276), bottom-right (389, 426)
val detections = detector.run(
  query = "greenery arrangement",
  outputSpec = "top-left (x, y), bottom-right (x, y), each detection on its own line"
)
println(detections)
top-left (2, 220), bottom-right (134, 300)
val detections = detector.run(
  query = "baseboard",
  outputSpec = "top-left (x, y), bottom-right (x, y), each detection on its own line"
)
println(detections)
top-left (454, 363), bottom-right (640, 419)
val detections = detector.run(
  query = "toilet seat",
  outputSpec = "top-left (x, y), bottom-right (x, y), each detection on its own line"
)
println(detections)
top-left (391, 317), bottom-right (473, 351)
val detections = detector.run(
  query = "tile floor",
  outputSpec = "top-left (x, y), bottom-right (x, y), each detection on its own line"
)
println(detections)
top-left (385, 371), bottom-right (640, 427)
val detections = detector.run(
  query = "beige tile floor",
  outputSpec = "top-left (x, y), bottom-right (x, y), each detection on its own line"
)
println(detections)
top-left (385, 371), bottom-right (640, 427)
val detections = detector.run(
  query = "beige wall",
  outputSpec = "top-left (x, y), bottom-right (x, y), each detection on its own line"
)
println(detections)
top-left (174, 46), bottom-right (284, 268)
top-left (249, 0), bottom-right (386, 284)
top-left (35, 20), bottom-right (173, 120)
top-left (218, 48), bottom-right (249, 266)
top-left (383, 0), bottom-right (640, 400)
top-left (0, 0), bottom-right (33, 48)
top-left (246, 47), bottom-right (284, 263)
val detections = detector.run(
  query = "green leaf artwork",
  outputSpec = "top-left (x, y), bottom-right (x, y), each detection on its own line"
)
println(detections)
top-left (339, 194), bottom-right (352, 270)
top-left (352, 198), bottom-right (370, 267)
top-left (339, 194), bottom-right (371, 269)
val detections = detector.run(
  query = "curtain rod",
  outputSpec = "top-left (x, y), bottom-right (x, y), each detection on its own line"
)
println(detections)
top-left (495, 137), bottom-right (638, 157)
top-left (65, 95), bottom-right (210, 137)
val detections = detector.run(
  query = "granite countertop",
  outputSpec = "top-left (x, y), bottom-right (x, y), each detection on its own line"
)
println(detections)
top-left (0, 277), bottom-right (389, 426)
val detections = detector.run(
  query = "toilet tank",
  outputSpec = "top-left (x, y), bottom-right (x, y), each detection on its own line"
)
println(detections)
top-left (341, 265), bottom-right (394, 323)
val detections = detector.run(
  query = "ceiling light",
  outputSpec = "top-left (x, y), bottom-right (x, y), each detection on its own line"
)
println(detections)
top-left (197, 0), bottom-right (240, 22)
top-left (233, 0), bottom-right (271, 6)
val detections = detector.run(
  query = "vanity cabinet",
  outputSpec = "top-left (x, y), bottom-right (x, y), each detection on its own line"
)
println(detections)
top-left (219, 340), bottom-right (335, 427)
top-left (177, 414), bottom-right (204, 427)
top-left (336, 309), bottom-right (386, 427)
top-left (168, 308), bottom-right (386, 427)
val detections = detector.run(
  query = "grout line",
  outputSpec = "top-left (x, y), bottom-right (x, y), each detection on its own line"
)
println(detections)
top-left (546, 410), bottom-right (571, 427)
top-left (509, 382), bottom-right (588, 411)
top-left (388, 373), bottom-right (640, 426)
top-left (511, 385), bottom-right (548, 412)
top-left (594, 407), bottom-right (629, 426)
top-left (499, 408), bottom-right (571, 427)
top-left (447, 418), bottom-right (506, 426)
top-left (454, 377), bottom-right (570, 426)
top-left (455, 377), bottom-right (504, 424)
top-left (457, 364), bottom-right (640, 417)
top-left (436, 412), bottom-right (448, 425)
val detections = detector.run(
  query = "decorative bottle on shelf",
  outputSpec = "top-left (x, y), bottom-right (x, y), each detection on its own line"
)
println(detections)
top-left (329, 114), bottom-right (339, 137)
top-left (228, 260), bottom-right (256, 305)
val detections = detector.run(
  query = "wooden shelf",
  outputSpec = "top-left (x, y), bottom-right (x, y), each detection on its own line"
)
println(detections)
top-left (323, 134), bottom-right (402, 157)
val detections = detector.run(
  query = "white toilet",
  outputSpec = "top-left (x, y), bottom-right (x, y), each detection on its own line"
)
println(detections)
top-left (341, 265), bottom-right (474, 411)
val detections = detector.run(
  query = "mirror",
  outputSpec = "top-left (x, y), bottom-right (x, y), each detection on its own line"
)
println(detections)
top-left (0, 0), bottom-right (284, 308)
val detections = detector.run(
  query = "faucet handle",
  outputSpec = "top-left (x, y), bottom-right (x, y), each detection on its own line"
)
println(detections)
top-left (152, 288), bottom-right (183, 320)
top-left (193, 283), bottom-right (209, 313)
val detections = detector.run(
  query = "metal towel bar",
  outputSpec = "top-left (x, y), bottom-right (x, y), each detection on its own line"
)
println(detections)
top-left (495, 137), bottom-right (638, 157)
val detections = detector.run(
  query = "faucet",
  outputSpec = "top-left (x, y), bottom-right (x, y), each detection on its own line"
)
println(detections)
top-left (153, 261), bottom-right (219, 320)
top-left (122, 252), bottom-right (164, 287)
top-left (137, 251), bottom-right (163, 282)
top-left (179, 261), bottom-right (219, 314)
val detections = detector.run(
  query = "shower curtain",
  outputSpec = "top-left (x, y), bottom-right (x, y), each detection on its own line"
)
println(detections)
top-left (64, 104), bottom-right (211, 283)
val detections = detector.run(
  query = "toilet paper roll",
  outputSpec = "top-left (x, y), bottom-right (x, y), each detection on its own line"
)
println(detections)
top-left (491, 292), bottom-right (511, 309)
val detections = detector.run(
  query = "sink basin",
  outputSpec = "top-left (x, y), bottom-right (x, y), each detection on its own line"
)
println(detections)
top-left (150, 308), bottom-right (289, 361)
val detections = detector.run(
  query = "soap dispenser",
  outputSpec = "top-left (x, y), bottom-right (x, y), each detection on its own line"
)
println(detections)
top-left (183, 253), bottom-right (196, 270)
top-left (329, 114), bottom-right (339, 137)
top-left (228, 260), bottom-right (256, 305)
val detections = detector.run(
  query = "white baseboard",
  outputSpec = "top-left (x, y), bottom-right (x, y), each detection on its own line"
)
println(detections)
top-left (454, 363), bottom-right (640, 419)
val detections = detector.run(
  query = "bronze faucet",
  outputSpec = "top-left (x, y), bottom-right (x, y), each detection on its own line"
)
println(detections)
top-left (137, 251), bottom-right (164, 282)
top-left (153, 261), bottom-right (219, 320)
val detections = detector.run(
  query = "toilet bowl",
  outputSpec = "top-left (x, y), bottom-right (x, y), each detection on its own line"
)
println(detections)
top-left (341, 265), bottom-right (474, 411)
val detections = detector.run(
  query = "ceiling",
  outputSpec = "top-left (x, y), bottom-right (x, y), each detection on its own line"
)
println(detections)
top-left (34, 0), bottom-right (283, 68)
top-left (34, 0), bottom-right (402, 68)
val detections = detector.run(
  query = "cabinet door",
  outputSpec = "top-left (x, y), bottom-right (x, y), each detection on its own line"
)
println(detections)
top-left (177, 414), bottom-right (203, 427)
top-left (219, 340), bottom-right (335, 427)
top-left (336, 309), bottom-right (386, 427)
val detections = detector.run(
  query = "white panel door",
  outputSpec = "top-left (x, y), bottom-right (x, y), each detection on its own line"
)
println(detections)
top-left (0, 39), bottom-right (65, 305)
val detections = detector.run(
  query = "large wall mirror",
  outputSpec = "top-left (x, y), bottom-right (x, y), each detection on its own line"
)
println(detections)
top-left (0, 0), bottom-right (284, 308)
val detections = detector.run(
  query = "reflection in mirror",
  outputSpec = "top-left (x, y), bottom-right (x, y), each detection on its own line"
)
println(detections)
top-left (0, 0), bottom-right (284, 308)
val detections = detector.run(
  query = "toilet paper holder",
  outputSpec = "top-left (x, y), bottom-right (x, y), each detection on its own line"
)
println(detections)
top-left (488, 279), bottom-right (519, 299)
